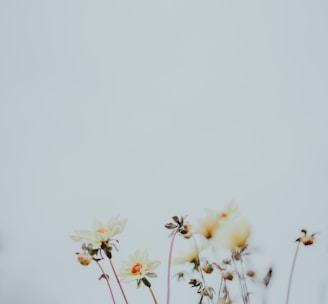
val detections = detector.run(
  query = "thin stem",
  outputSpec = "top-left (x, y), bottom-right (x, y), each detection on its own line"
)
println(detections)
top-left (167, 229), bottom-right (178, 304)
top-left (149, 287), bottom-right (158, 304)
top-left (191, 236), bottom-right (210, 304)
top-left (286, 242), bottom-right (300, 304)
top-left (191, 235), bottom-right (206, 284)
top-left (232, 257), bottom-right (247, 304)
top-left (240, 257), bottom-right (250, 304)
top-left (217, 277), bottom-right (223, 302)
top-left (109, 259), bottom-right (129, 304)
top-left (95, 260), bottom-right (116, 304)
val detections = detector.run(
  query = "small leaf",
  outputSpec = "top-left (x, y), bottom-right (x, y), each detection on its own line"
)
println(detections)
top-left (172, 216), bottom-right (180, 224)
top-left (165, 223), bottom-right (178, 229)
top-left (98, 273), bottom-right (109, 280)
top-left (146, 272), bottom-right (157, 278)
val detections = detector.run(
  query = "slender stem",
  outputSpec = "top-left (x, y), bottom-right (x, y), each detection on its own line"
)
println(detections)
top-left (286, 242), bottom-right (300, 304)
top-left (240, 257), bottom-right (250, 304)
top-left (109, 259), bottom-right (129, 304)
top-left (167, 229), bottom-right (178, 304)
top-left (191, 235), bottom-right (206, 284)
top-left (95, 260), bottom-right (116, 304)
top-left (232, 257), bottom-right (247, 304)
top-left (149, 287), bottom-right (158, 304)
top-left (217, 277), bottom-right (223, 302)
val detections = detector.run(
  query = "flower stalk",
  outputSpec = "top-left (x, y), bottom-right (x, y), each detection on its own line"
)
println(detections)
top-left (95, 260), bottom-right (116, 304)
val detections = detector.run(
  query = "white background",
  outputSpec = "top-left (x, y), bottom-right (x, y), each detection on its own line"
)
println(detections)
top-left (0, 1), bottom-right (327, 303)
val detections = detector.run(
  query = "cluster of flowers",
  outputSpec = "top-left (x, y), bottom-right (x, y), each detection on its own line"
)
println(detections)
top-left (71, 202), bottom-right (316, 304)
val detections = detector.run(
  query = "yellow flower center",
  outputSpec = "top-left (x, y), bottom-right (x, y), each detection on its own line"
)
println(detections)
top-left (131, 262), bottom-right (142, 275)
top-left (96, 228), bottom-right (106, 233)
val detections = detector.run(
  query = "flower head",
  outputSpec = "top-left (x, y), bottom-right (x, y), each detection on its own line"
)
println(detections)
top-left (71, 216), bottom-right (127, 246)
top-left (216, 218), bottom-right (251, 250)
top-left (218, 201), bottom-right (239, 221)
top-left (119, 249), bottom-right (160, 285)
top-left (195, 208), bottom-right (221, 240)
top-left (173, 245), bottom-right (201, 271)
top-left (195, 202), bottom-right (239, 241)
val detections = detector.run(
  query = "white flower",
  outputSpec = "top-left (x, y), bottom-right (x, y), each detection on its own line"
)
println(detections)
top-left (119, 249), bottom-right (160, 283)
top-left (195, 202), bottom-right (239, 240)
top-left (218, 201), bottom-right (239, 221)
top-left (71, 216), bottom-right (127, 246)
top-left (173, 245), bottom-right (200, 266)
top-left (195, 208), bottom-right (221, 240)
top-left (216, 218), bottom-right (251, 250)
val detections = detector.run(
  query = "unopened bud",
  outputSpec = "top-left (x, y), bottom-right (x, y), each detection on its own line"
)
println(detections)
top-left (77, 252), bottom-right (92, 266)
top-left (222, 272), bottom-right (234, 280)
top-left (201, 261), bottom-right (214, 274)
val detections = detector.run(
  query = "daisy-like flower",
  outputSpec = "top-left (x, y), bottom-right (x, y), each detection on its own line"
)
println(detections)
top-left (119, 249), bottom-right (160, 285)
top-left (71, 216), bottom-right (127, 246)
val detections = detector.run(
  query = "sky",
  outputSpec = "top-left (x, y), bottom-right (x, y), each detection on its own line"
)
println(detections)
top-left (0, 0), bottom-right (328, 303)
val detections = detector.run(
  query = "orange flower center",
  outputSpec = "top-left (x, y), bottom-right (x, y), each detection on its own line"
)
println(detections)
top-left (96, 228), bottom-right (106, 233)
top-left (220, 212), bottom-right (228, 219)
top-left (131, 262), bottom-right (142, 275)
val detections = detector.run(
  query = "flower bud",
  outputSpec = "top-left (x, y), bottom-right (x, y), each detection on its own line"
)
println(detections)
top-left (296, 229), bottom-right (316, 246)
top-left (222, 272), bottom-right (234, 280)
top-left (201, 261), bottom-right (214, 274)
top-left (77, 252), bottom-right (92, 266)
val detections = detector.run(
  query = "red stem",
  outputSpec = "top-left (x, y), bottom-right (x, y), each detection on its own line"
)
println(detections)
top-left (109, 259), bottom-right (129, 304)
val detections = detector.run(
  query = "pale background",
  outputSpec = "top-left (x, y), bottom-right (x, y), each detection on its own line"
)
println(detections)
top-left (0, 1), bottom-right (327, 303)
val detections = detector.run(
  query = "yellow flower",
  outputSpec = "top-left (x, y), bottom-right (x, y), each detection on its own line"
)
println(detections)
top-left (71, 216), bottom-right (127, 246)
top-left (119, 249), bottom-right (160, 283)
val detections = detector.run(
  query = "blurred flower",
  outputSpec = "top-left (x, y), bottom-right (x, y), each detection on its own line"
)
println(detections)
top-left (71, 216), bottom-right (127, 246)
top-left (216, 218), bottom-right (251, 250)
top-left (173, 244), bottom-right (203, 271)
top-left (296, 229), bottom-right (316, 246)
top-left (77, 252), bottom-right (92, 266)
top-left (219, 201), bottom-right (239, 221)
top-left (195, 202), bottom-right (239, 241)
top-left (195, 208), bottom-right (221, 240)
top-left (119, 249), bottom-right (160, 284)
